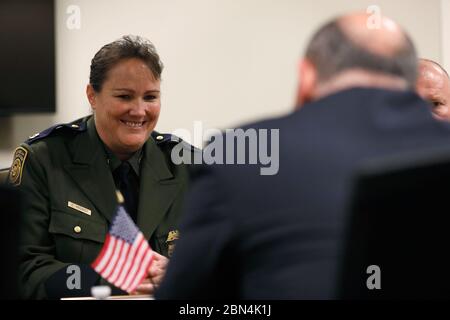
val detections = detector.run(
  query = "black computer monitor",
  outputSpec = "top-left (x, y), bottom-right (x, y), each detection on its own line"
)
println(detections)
top-left (0, 0), bottom-right (55, 115)
top-left (340, 148), bottom-right (450, 299)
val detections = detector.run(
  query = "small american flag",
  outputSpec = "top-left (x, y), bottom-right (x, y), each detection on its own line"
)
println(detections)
top-left (91, 203), bottom-right (154, 293)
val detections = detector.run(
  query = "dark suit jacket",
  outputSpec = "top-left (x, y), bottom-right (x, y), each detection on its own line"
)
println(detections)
top-left (156, 88), bottom-right (450, 299)
top-left (9, 116), bottom-right (192, 299)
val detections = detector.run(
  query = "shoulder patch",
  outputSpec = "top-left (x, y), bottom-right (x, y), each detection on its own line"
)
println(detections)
top-left (9, 147), bottom-right (28, 186)
top-left (26, 118), bottom-right (88, 145)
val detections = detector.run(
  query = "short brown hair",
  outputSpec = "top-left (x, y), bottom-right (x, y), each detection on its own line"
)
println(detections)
top-left (89, 35), bottom-right (164, 92)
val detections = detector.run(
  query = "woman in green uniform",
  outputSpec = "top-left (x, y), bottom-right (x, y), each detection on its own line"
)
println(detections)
top-left (10, 35), bottom-right (193, 299)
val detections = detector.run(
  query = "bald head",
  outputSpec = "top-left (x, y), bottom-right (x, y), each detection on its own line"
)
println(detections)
top-left (297, 12), bottom-right (417, 106)
top-left (416, 59), bottom-right (450, 120)
top-left (338, 13), bottom-right (408, 58)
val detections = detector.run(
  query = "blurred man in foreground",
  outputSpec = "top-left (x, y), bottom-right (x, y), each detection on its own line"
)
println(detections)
top-left (156, 13), bottom-right (450, 299)
top-left (416, 58), bottom-right (450, 120)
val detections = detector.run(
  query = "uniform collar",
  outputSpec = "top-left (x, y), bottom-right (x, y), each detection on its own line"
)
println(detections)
top-left (90, 117), bottom-right (143, 176)
top-left (65, 115), bottom-right (182, 233)
top-left (104, 146), bottom-right (142, 177)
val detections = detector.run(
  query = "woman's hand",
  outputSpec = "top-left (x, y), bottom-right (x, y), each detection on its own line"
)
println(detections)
top-left (130, 251), bottom-right (169, 295)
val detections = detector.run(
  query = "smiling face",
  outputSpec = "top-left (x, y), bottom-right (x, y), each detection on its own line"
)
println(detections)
top-left (87, 58), bottom-right (161, 159)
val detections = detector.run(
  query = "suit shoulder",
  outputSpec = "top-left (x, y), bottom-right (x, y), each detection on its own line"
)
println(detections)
top-left (229, 113), bottom-right (294, 133)
top-left (25, 116), bottom-right (89, 146)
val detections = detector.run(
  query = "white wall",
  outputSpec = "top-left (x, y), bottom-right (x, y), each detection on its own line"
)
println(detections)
top-left (0, 0), bottom-right (444, 167)
top-left (442, 0), bottom-right (450, 71)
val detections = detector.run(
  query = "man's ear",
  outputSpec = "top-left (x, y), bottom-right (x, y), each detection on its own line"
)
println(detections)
top-left (295, 59), bottom-right (318, 110)
top-left (86, 84), bottom-right (97, 109)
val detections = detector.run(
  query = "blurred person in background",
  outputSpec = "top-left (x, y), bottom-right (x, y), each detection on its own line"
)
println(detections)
top-left (156, 12), bottom-right (450, 299)
top-left (416, 58), bottom-right (450, 120)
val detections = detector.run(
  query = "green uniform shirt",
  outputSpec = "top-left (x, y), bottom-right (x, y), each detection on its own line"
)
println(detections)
top-left (9, 115), bottom-right (195, 299)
